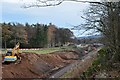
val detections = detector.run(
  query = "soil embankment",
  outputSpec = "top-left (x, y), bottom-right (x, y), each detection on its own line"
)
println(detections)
top-left (2, 50), bottom-right (80, 78)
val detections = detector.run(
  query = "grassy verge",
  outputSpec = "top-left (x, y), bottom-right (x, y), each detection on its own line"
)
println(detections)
top-left (61, 47), bottom-right (103, 78)
top-left (21, 47), bottom-right (62, 54)
top-left (2, 46), bottom-right (75, 54)
top-left (80, 47), bottom-right (111, 78)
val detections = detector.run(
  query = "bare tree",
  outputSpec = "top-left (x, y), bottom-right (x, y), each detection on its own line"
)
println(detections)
top-left (81, 2), bottom-right (120, 62)
top-left (21, 0), bottom-right (120, 8)
top-left (22, 0), bottom-right (120, 62)
top-left (22, 0), bottom-right (104, 8)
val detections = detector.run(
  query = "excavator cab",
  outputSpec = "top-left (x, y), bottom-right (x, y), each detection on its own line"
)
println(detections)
top-left (3, 55), bottom-right (17, 62)
top-left (3, 42), bottom-right (21, 63)
top-left (3, 50), bottom-right (17, 62)
top-left (5, 50), bottom-right (12, 56)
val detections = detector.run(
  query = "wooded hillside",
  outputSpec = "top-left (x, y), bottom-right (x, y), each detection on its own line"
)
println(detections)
top-left (1, 22), bottom-right (75, 48)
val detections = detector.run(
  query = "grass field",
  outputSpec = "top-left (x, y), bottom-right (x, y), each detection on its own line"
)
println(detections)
top-left (2, 46), bottom-right (75, 54)
top-left (21, 47), bottom-right (62, 54)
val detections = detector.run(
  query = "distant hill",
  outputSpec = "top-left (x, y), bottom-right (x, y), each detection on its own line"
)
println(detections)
top-left (77, 35), bottom-right (101, 39)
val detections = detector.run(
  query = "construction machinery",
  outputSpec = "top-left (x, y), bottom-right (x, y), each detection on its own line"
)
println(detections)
top-left (3, 42), bottom-right (21, 63)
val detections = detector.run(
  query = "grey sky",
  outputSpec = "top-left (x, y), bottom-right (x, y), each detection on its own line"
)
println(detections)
top-left (1, 0), bottom-right (90, 37)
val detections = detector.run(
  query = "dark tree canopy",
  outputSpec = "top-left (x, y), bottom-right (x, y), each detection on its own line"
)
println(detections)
top-left (1, 22), bottom-right (75, 48)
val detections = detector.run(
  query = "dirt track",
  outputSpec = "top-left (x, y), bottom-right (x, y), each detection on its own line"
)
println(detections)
top-left (2, 50), bottom-right (80, 78)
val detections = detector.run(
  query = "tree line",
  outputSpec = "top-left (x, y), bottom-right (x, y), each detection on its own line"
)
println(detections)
top-left (1, 22), bottom-right (75, 48)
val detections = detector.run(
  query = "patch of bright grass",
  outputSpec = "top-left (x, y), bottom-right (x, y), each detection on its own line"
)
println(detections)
top-left (1, 46), bottom-right (75, 54)
top-left (21, 46), bottom-right (74, 54)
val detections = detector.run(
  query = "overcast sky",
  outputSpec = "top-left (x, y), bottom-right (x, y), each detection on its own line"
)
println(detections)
top-left (1, 0), bottom-right (91, 37)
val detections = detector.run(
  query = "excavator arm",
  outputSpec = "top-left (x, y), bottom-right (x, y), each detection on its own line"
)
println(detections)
top-left (12, 42), bottom-right (20, 56)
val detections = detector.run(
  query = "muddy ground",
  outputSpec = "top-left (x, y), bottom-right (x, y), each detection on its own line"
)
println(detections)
top-left (2, 50), bottom-right (81, 78)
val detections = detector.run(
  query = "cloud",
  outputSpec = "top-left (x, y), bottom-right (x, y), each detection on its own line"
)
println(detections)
top-left (2, 0), bottom-right (37, 3)
top-left (2, 0), bottom-right (20, 3)
top-left (2, 0), bottom-right (90, 37)
top-left (2, 1), bottom-right (89, 23)
top-left (2, 0), bottom-right (101, 4)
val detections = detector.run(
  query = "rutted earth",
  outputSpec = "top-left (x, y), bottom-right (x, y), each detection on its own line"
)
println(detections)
top-left (2, 50), bottom-right (81, 78)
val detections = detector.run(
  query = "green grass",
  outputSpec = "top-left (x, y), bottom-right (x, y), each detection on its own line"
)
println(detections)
top-left (2, 46), bottom-right (75, 54)
top-left (21, 46), bottom-right (74, 54)
top-left (21, 47), bottom-right (61, 54)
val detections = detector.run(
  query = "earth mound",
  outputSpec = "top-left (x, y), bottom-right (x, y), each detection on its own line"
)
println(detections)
top-left (2, 50), bottom-right (80, 78)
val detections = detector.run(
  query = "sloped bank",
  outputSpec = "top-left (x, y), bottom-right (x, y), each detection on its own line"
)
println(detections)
top-left (2, 50), bottom-right (80, 78)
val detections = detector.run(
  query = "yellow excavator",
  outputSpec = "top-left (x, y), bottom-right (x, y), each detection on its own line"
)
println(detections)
top-left (3, 42), bottom-right (21, 63)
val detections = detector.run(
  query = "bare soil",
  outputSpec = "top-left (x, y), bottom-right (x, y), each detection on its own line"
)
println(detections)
top-left (2, 50), bottom-right (80, 78)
